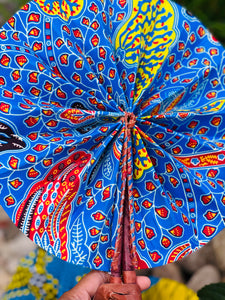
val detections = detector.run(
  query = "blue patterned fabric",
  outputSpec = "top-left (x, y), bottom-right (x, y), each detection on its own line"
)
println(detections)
top-left (1, 247), bottom-right (153, 300)
top-left (3, 247), bottom-right (90, 299)
top-left (1, 0), bottom-right (225, 272)
top-left (2, 248), bottom-right (198, 300)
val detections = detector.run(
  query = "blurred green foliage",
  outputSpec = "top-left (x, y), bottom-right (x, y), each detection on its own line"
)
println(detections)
top-left (0, 0), bottom-right (225, 44)
top-left (0, 0), bottom-right (28, 22)
top-left (176, 0), bottom-right (225, 44)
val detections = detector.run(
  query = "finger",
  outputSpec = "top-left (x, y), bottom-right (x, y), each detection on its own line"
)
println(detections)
top-left (136, 276), bottom-right (151, 291)
top-left (75, 270), bottom-right (110, 296)
top-left (58, 271), bottom-right (110, 300)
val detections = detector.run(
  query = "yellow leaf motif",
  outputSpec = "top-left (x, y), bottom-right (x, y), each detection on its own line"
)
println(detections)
top-left (115, 0), bottom-right (176, 102)
top-left (132, 128), bottom-right (153, 180)
top-left (34, 0), bottom-right (83, 21)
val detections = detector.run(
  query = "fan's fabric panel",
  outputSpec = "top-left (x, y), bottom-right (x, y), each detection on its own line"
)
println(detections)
top-left (0, 0), bottom-right (127, 271)
top-left (131, 2), bottom-right (225, 268)
top-left (1, 0), bottom-right (225, 271)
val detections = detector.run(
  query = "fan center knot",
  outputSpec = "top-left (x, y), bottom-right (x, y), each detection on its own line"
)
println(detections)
top-left (124, 112), bottom-right (136, 129)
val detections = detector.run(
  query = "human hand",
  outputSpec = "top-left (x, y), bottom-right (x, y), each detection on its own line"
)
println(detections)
top-left (58, 270), bottom-right (151, 300)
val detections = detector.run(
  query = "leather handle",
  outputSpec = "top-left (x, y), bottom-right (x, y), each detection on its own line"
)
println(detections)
top-left (123, 271), bottom-right (136, 284)
top-left (93, 283), bottom-right (142, 300)
top-left (94, 272), bottom-right (141, 300)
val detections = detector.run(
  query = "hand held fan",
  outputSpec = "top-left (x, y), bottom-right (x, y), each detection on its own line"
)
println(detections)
top-left (1, 0), bottom-right (225, 299)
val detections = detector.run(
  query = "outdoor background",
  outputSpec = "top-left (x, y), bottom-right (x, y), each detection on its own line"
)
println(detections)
top-left (1, 0), bottom-right (225, 298)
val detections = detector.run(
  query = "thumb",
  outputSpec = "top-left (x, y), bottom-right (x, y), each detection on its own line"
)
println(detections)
top-left (58, 271), bottom-right (110, 300)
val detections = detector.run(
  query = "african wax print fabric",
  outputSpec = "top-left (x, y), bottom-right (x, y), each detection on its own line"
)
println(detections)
top-left (1, 0), bottom-right (225, 272)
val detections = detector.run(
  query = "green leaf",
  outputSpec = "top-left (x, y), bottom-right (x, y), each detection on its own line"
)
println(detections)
top-left (197, 283), bottom-right (225, 300)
